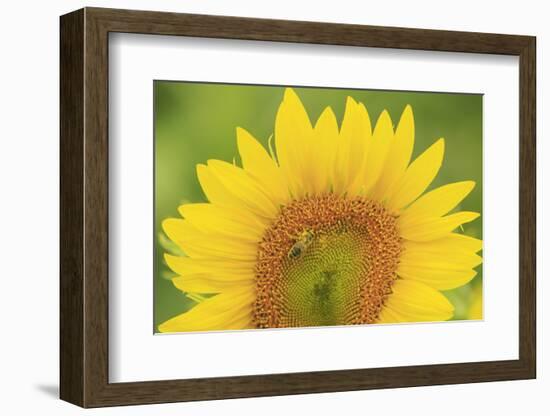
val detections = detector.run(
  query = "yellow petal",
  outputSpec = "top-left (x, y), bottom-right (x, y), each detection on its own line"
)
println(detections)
top-left (334, 98), bottom-right (372, 194)
top-left (172, 274), bottom-right (254, 293)
top-left (398, 239), bottom-right (481, 290)
top-left (468, 285), bottom-right (483, 320)
top-left (236, 127), bottom-right (290, 204)
top-left (274, 88), bottom-right (314, 197)
top-left (205, 160), bottom-right (279, 219)
top-left (371, 105), bottom-right (415, 201)
top-left (385, 139), bottom-right (445, 211)
top-left (400, 211), bottom-right (480, 242)
top-left (311, 106), bottom-right (339, 194)
top-left (162, 218), bottom-right (197, 252)
top-left (400, 235), bottom-right (483, 289)
top-left (402, 233), bottom-right (483, 255)
top-left (357, 110), bottom-right (394, 196)
top-left (399, 181), bottom-right (476, 227)
top-left (197, 164), bottom-right (252, 215)
top-left (162, 218), bottom-right (258, 261)
top-left (375, 306), bottom-right (403, 323)
top-left (377, 279), bottom-right (454, 323)
top-left (178, 238), bottom-right (256, 261)
top-left (165, 254), bottom-right (255, 281)
top-left (158, 289), bottom-right (254, 333)
top-left (178, 203), bottom-right (266, 242)
top-left (397, 267), bottom-right (477, 291)
top-left (229, 314), bottom-right (254, 330)
top-left (400, 247), bottom-right (482, 270)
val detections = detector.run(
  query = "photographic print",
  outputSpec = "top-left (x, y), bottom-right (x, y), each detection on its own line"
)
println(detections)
top-left (154, 82), bottom-right (483, 334)
top-left (60, 10), bottom-right (535, 405)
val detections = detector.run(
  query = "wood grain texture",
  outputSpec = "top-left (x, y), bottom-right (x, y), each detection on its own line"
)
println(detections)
top-left (59, 8), bottom-right (84, 406)
top-left (518, 38), bottom-right (537, 376)
top-left (59, 7), bottom-right (537, 408)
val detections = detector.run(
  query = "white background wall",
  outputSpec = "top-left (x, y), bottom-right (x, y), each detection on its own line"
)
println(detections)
top-left (0, 0), bottom-right (546, 414)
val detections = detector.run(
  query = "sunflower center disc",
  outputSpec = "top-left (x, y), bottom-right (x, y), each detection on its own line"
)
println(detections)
top-left (282, 229), bottom-right (369, 327)
top-left (253, 194), bottom-right (402, 328)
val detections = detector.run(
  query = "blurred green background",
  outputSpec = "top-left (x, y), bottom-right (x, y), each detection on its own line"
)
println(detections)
top-left (154, 81), bottom-right (483, 331)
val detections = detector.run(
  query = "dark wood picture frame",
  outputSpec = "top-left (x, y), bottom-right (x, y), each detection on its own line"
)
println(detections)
top-left (60, 7), bottom-right (536, 408)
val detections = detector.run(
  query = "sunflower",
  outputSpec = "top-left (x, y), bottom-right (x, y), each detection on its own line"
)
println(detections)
top-left (159, 88), bottom-right (482, 333)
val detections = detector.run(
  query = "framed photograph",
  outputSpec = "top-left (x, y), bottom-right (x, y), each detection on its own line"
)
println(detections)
top-left (60, 7), bottom-right (536, 407)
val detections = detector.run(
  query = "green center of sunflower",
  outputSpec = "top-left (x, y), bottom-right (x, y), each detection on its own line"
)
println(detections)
top-left (281, 228), bottom-right (369, 327)
top-left (253, 194), bottom-right (402, 328)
